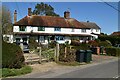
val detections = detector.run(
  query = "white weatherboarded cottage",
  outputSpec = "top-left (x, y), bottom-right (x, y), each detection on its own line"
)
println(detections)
top-left (13, 8), bottom-right (101, 45)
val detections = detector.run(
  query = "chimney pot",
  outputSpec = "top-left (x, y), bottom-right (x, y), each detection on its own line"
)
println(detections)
top-left (64, 11), bottom-right (70, 18)
top-left (87, 21), bottom-right (89, 23)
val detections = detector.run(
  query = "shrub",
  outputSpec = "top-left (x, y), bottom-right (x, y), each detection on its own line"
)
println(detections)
top-left (74, 43), bottom-right (89, 50)
top-left (71, 40), bottom-right (80, 46)
top-left (48, 40), bottom-right (57, 48)
top-left (29, 37), bottom-right (39, 50)
top-left (98, 35), bottom-right (120, 46)
top-left (88, 40), bottom-right (99, 47)
top-left (98, 41), bottom-right (112, 47)
top-left (106, 47), bottom-right (120, 57)
top-left (2, 41), bottom-right (25, 69)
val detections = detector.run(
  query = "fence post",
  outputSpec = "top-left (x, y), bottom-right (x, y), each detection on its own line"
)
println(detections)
top-left (56, 43), bottom-right (60, 62)
top-left (39, 47), bottom-right (42, 64)
top-left (30, 50), bottom-right (33, 65)
top-left (54, 47), bottom-right (57, 61)
top-left (64, 47), bottom-right (67, 58)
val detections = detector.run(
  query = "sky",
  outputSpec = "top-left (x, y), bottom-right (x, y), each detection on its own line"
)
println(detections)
top-left (2, 2), bottom-right (119, 35)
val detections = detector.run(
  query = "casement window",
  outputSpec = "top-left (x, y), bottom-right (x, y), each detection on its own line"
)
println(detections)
top-left (19, 26), bottom-right (26, 31)
top-left (39, 36), bottom-right (45, 43)
top-left (38, 27), bottom-right (45, 31)
top-left (16, 38), bottom-right (20, 45)
top-left (54, 27), bottom-right (61, 31)
top-left (91, 29), bottom-right (93, 32)
top-left (55, 36), bottom-right (64, 41)
top-left (96, 29), bottom-right (99, 32)
top-left (81, 29), bottom-right (86, 33)
top-left (71, 28), bottom-right (75, 32)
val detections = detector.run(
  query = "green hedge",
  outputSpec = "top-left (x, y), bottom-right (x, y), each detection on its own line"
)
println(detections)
top-left (98, 36), bottom-right (120, 46)
top-left (2, 41), bottom-right (25, 69)
top-left (106, 47), bottom-right (120, 57)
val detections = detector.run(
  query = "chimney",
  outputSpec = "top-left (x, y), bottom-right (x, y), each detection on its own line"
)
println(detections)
top-left (14, 10), bottom-right (17, 23)
top-left (87, 20), bottom-right (89, 23)
top-left (64, 11), bottom-right (70, 18)
top-left (28, 8), bottom-right (32, 16)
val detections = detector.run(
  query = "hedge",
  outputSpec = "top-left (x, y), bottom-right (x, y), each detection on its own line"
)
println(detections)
top-left (2, 41), bottom-right (25, 69)
top-left (98, 36), bottom-right (120, 46)
top-left (106, 47), bottom-right (120, 57)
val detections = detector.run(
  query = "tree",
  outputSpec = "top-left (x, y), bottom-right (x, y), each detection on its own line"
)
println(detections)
top-left (32, 2), bottom-right (59, 16)
top-left (2, 5), bottom-right (13, 34)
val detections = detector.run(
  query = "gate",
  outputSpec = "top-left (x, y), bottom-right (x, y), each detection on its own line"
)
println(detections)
top-left (24, 43), bottom-right (60, 64)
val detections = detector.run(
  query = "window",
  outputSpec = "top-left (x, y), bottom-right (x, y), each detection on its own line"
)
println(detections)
top-left (91, 29), bottom-right (93, 32)
top-left (71, 28), bottom-right (74, 32)
top-left (55, 36), bottom-right (64, 41)
top-left (38, 27), bottom-right (45, 31)
top-left (16, 38), bottom-right (20, 45)
top-left (39, 36), bottom-right (45, 43)
top-left (54, 27), bottom-right (61, 31)
top-left (96, 29), bottom-right (99, 32)
top-left (19, 26), bottom-right (26, 31)
top-left (81, 29), bottom-right (86, 33)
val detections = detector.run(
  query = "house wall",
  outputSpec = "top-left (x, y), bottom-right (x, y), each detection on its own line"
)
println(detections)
top-left (13, 26), bottom-right (100, 44)
top-left (13, 26), bottom-right (100, 35)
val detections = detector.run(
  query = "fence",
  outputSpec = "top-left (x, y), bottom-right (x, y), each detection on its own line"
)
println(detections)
top-left (24, 43), bottom-right (60, 64)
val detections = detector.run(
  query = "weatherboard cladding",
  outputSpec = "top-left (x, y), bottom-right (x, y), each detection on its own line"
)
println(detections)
top-left (14, 15), bottom-right (100, 29)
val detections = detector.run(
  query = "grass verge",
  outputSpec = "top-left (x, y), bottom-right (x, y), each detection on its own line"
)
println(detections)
top-left (1, 65), bottom-right (32, 78)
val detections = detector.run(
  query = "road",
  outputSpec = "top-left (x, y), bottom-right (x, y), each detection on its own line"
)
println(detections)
top-left (55, 60), bottom-right (119, 78)
top-left (15, 59), bottom-right (119, 78)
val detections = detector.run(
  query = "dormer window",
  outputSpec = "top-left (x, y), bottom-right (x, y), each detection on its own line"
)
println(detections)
top-left (54, 27), bottom-right (61, 31)
top-left (38, 27), bottom-right (45, 31)
top-left (19, 26), bottom-right (26, 31)
top-left (81, 29), bottom-right (86, 33)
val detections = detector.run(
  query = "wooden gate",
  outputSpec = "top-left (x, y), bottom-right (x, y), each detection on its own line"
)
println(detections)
top-left (24, 43), bottom-right (60, 64)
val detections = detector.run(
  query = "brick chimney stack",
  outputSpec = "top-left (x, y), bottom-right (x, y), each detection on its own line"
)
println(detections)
top-left (14, 10), bottom-right (17, 23)
top-left (28, 8), bottom-right (32, 16)
top-left (64, 11), bottom-right (70, 18)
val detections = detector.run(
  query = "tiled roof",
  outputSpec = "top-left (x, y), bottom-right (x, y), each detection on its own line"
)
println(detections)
top-left (111, 31), bottom-right (120, 36)
top-left (14, 15), bottom-right (100, 29)
top-left (81, 22), bottom-right (101, 29)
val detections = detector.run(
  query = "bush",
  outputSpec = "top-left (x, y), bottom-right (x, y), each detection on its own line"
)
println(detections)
top-left (106, 47), bottom-right (120, 57)
top-left (2, 41), bottom-right (25, 69)
top-left (98, 35), bottom-right (120, 46)
top-left (88, 40), bottom-right (99, 47)
top-left (98, 41), bottom-right (112, 47)
top-left (48, 40), bottom-right (57, 48)
top-left (74, 43), bottom-right (89, 50)
top-left (29, 37), bottom-right (39, 50)
top-left (71, 40), bottom-right (80, 46)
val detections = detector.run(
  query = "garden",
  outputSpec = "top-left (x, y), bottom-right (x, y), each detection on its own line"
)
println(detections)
top-left (1, 35), bottom-right (120, 78)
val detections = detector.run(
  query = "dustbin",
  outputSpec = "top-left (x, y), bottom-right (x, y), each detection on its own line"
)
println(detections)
top-left (84, 50), bottom-right (92, 63)
top-left (76, 50), bottom-right (85, 62)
